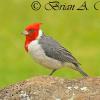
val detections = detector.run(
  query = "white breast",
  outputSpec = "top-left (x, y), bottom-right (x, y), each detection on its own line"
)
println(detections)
top-left (28, 40), bottom-right (62, 69)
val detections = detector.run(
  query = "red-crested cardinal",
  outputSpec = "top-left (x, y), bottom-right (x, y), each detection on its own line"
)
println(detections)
top-left (22, 23), bottom-right (88, 77)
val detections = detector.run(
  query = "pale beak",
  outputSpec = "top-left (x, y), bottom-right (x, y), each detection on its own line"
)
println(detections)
top-left (21, 31), bottom-right (29, 35)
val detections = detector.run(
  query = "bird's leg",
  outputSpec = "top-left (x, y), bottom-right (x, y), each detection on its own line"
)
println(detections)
top-left (49, 69), bottom-right (57, 76)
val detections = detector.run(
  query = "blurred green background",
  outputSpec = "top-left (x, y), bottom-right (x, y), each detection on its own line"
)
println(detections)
top-left (0, 0), bottom-right (100, 88)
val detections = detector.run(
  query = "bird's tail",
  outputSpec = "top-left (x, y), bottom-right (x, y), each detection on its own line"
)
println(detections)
top-left (77, 66), bottom-right (88, 77)
top-left (78, 69), bottom-right (88, 77)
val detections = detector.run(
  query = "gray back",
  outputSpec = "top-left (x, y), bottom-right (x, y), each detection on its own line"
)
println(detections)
top-left (39, 34), bottom-right (80, 66)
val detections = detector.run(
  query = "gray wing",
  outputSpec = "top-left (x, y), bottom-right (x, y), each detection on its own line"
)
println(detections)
top-left (39, 34), bottom-right (80, 66)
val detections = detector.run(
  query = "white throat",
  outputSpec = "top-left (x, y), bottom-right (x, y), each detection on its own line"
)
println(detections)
top-left (36, 29), bottom-right (43, 40)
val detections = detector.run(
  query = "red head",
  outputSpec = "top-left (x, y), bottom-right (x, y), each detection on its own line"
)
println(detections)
top-left (22, 23), bottom-right (42, 51)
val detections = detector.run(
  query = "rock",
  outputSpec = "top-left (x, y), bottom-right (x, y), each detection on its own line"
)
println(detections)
top-left (0, 76), bottom-right (100, 100)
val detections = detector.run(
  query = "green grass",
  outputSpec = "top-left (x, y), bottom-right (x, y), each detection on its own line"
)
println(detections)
top-left (0, 0), bottom-right (100, 88)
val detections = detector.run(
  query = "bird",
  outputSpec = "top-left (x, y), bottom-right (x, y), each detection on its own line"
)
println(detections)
top-left (22, 22), bottom-right (88, 77)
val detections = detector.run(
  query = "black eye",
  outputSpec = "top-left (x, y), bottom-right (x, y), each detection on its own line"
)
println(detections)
top-left (28, 29), bottom-right (34, 33)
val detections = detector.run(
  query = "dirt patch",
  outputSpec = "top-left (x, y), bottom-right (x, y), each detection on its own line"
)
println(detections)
top-left (0, 76), bottom-right (100, 100)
